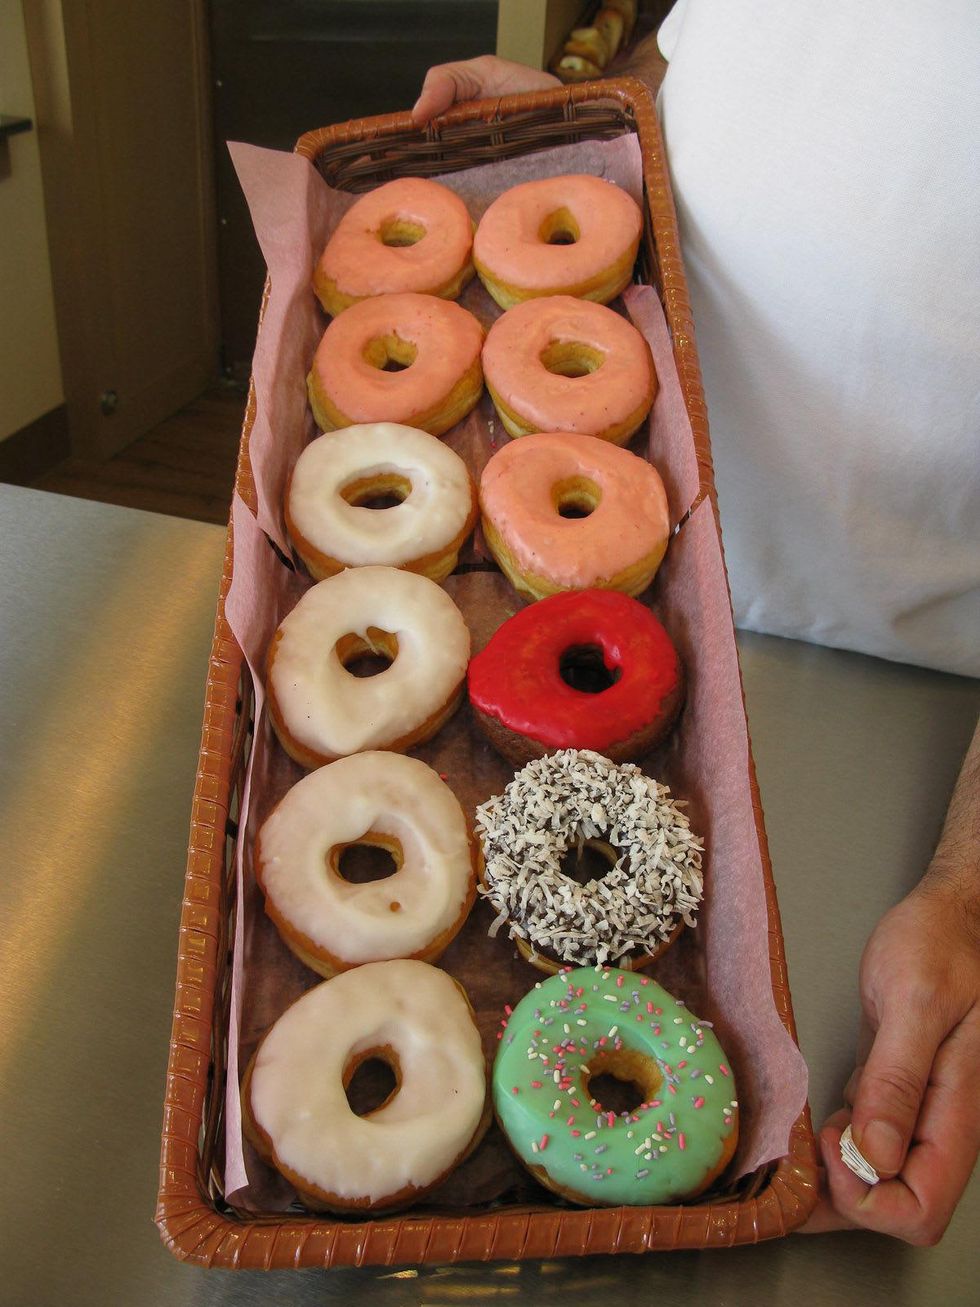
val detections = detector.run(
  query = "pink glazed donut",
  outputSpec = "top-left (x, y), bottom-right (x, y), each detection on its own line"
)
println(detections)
top-left (482, 296), bottom-right (657, 444)
top-left (307, 292), bottom-right (485, 438)
top-left (314, 178), bottom-right (475, 317)
top-left (479, 431), bottom-right (671, 601)
top-left (473, 174), bottom-right (642, 309)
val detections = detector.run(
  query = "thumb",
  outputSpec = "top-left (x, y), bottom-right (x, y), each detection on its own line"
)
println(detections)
top-left (848, 1006), bottom-right (939, 1179)
top-left (412, 66), bottom-right (467, 126)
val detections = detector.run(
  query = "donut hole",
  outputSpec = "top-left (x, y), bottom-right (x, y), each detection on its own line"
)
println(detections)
top-left (343, 1045), bottom-right (401, 1117)
top-left (540, 341), bottom-right (604, 379)
top-left (329, 831), bottom-right (403, 884)
top-left (539, 207), bottom-right (581, 246)
top-left (560, 837), bottom-right (619, 886)
top-left (552, 475), bottom-right (602, 519)
top-left (559, 644), bottom-right (621, 694)
top-left (378, 215), bottom-right (426, 248)
top-left (585, 1049), bottom-right (663, 1117)
top-left (363, 333), bottom-right (418, 373)
top-left (335, 627), bottom-right (399, 678)
top-left (340, 472), bottom-right (412, 512)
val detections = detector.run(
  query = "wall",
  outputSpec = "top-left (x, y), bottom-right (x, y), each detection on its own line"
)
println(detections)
top-left (0, 0), bottom-right (63, 443)
top-left (497, 0), bottom-right (587, 68)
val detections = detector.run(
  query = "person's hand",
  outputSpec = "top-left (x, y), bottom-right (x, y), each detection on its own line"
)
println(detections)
top-left (412, 56), bottom-right (560, 127)
top-left (806, 878), bottom-right (980, 1243)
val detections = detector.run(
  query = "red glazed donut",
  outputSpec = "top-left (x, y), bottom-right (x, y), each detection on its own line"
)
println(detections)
top-left (467, 589), bottom-right (684, 765)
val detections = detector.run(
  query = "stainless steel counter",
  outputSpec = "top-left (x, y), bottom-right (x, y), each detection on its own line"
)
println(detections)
top-left (1, 484), bottom-right (977, 1305)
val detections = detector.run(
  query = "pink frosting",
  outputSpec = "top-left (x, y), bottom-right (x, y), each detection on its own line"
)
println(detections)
top-left (310, 293), bottom-right (484, 425)
top-left (479, 432), bottom-right (670, 589)
top-left (473, 175), bottom-right (641, 292)
top-left (317, 178), bottom-right (473, 300)
top-left (482, 296), bottom-right (655, 437)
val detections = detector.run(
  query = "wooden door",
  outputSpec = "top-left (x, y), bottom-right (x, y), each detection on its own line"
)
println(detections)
top-left (24, 0), bottom-right (218, 460)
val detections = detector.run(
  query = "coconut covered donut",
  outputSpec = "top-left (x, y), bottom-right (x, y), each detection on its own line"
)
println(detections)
top-left (243, 960), bottom-right (490, 1213)
top-left (307, 292), bottom-right (484, 438)
top-left (285, 423), bottom-right (477, 582)
top-left (482, 295), bottom-right (656, 444)
top-left (475, 749), bottom-right (704, 973)
top-left (314, 178), bottom-right (475, 317)
top-left (266, 565), bottom-right (470, 768)
top-left (473, 174), bottom-right (642, 309)
top-left (493, 966), bottom-right (738, 1206)
top-left (255, 752), bottom-right (479, 975)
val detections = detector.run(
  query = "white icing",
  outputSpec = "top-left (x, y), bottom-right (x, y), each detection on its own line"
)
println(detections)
top-left (250, 960), bottom-right (487, 1203)
top-left (474, 749), bottom-right (703, 966)
top-left (268, 565), bottom-right (470, 758)
top-left (257, 751), bottom-right (474, 964)
top-left (287, 423), bottom-right (474, 569)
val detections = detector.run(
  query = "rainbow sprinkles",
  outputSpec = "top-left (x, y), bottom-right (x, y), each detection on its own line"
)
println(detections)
top-left (493, 965), bottom-right (738, 1206)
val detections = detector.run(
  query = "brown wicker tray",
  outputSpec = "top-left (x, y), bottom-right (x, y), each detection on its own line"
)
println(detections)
top-left (156, 77), bottom-right (818, 1269)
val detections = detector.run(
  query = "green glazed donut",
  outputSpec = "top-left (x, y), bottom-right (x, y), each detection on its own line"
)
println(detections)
top-left (494, 965), bottom-right (738, 1206)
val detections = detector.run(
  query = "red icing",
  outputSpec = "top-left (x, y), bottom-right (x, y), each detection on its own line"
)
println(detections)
top-left (467, 590), bottom-right (681, 751)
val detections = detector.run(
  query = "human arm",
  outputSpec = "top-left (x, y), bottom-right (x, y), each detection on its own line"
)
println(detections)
top-left (810, 715), bottom-right (980, 1243)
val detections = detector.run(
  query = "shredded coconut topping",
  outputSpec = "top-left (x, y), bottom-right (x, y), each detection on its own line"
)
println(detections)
top-left (475, 749), bottom-right (704, 966)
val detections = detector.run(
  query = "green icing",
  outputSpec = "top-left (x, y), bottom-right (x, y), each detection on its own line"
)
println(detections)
top-left (493, 965), bottom-right (738, 1206)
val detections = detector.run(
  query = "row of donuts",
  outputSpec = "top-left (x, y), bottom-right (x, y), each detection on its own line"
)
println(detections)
top-left (246, 958), bottom-right (738, 1215)
top-left (287, 420), bottom-right (670, 591)
top-left (307, 290), bottom-right (657, 447)
top-left (244, 173), bottom-right (738, 1215)
top-left (314, 172), bottom-right (642, 316)
top-left (307, 174), bottom-right (657, 447)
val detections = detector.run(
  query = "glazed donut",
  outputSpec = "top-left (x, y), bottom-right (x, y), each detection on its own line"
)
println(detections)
top-left (243, 959), bottom-right (490, 1213)
top-left (482, 296), bottom-right (656, 444)
top-left (473, 175), bottom-right (642, 309)
top-left (266, 565), bottom-right (470, 768)
top-left (255, 752), bottom-right (478, 976)
top-left (474, 749), bottom-right (703, 973)
top-left (493, 966), bottom-right (738, 1206)
top-left (468, 589), bottom-right (683, 765)
top-left (314, 178), bottom-right (475, 317)
top-left (479, 432), bottom-right (671, 600)
top-left (307, 292), bottom-right (484, 438)
top-left (285, 423), bottom-right (477, 582)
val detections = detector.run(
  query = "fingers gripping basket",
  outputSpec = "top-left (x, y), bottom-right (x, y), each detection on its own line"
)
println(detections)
top-left (156, 78), bottom-right (818, 1269)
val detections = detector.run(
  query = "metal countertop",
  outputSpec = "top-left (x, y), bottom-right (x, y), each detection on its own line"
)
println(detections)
top-left (1, 484), bottom-right (976, 1305)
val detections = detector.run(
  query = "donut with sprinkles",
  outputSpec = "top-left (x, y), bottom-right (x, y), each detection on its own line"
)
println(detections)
top-left (493, 966), bottom-right (738, 1206)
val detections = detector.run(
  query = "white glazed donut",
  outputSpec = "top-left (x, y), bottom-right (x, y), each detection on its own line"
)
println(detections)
top-left (255, 752), bottom-right (478, 975)
top-left (285, 423), bottom-right (477, 582)
top-left (266, 565), bottom-right (471, 768)
top-left (243, 959), bottom-right (490, 1213)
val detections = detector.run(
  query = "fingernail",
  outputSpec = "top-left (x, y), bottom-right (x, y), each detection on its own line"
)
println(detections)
top-left (856, 1119), bottom-right (905, 1176)
top-left (839, 1124), bottom-right (879, 1185)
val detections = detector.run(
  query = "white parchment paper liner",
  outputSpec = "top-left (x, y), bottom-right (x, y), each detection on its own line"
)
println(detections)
top-left (221, 133), bottom-right (809, 1212)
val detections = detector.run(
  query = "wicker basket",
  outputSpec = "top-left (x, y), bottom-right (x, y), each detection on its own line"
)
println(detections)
top-left (156, 77), bottom-right (818, 1270)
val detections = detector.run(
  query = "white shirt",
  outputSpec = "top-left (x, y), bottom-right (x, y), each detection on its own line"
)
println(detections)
top-left (657, 1), bottom-right (980, 675)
